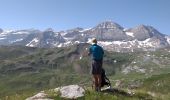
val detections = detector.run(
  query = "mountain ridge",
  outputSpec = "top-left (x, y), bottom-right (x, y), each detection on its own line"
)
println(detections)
top-left (0, 21), bottom-right (169, 52)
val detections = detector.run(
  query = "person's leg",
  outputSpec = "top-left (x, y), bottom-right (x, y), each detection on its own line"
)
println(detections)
top-left (96, 74), bottom-right (102, 91)
top-left (93, 75), bottom-right (98, 91)
top-left (96, 60), bottom-right (102, 91)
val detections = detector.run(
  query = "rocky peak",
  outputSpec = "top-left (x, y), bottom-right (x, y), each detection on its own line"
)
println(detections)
top-left (66, 27), bottom-right (84, 33)
top-left (126, 25), bottom-right (164, 41)
top-left (146, 26), bottom-right (165, 37)
top-left (95, 21), bottom-right (124, 30)
top-left (44, 28), bottom-right (54, 32)
top-left (130, 25), bottom-right (150, 34)
top-left (88, 21), bottom-right (126, 41)
top-left (0, 28), bottom-right (3, 33)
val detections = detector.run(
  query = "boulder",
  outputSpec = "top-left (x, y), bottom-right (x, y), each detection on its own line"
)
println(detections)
top-left (25, 91), bottom-right (53, 100)
top-left (26, 85), bottom-right (85, 100)
top-left (59, 85), bottom-right (85, 99)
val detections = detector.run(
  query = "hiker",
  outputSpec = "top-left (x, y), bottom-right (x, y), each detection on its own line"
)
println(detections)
top-left (88, 38), bottom-right (104, 92)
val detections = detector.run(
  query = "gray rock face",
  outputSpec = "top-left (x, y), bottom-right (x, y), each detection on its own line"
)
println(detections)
top-left (0, 28), bottom-right (3, 33)
top-left (87, 21), bottom-right (127, 41)
top-left (126, 25), bottom-right (152, 40)
top-left (0, 29), bottom-right (38, 45)
top-left (126, 25), bottom-right (165, 41)
top-left (38, 30), bottom-right (65, 47)
top-left (95, 21), bottom-right (124, 30)
top-left (22, 30), bottom-right (65, 47)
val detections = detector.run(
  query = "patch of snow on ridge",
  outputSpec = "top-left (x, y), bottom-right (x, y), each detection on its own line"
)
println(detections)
top-left (126, 32), bottom-right (135, 37)
top-left (26, 38), bottom-right (39, 47)
top-left (98, 41), bottom-right (127, 46)
top-left (98, 41), bottom-right (113, 46)
top-left (1, 30), bottom-right (13, 34)
top-left (79, 28), bottom-right (92, 32)
top-left (165, 36), bottom-right (170, 44)
top-left (0, 38), bottom-right (6, 40)
top-left (10, 38), bottom-right (23, 43)
top-left (113, 41), bottom-right (124, 45)
top-left (0, 34), bottom-right (7, 37)
top-left (97, 38), bottom-right (156, 49)
top-left (123, 28), bottom-right (128, 31)
top-left (57, 43), bottom-right (63, 47)
top-left (33, 38), bottom-right (39, 43)
top-left (59, 32), bottom-right (68, 36)
top-left (138, 38), bottom-right (155, 47)
top-left (12, 31), bottom-right (30, 34)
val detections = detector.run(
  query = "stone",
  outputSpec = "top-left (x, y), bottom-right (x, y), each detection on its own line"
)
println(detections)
top-left (60, 85), bottom-right (85, 99)
top-left (25, 91), bottom-right (53, 100)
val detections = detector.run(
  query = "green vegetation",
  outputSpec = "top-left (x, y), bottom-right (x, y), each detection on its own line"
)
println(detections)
top-left (0, 44), bottom-right (170, 99)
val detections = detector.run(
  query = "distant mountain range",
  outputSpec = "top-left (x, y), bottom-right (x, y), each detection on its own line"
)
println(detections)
top-left (0, 21), bottom-right (170, 52)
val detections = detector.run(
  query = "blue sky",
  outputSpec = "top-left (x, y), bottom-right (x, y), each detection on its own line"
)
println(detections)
top-left (0, 0), bottom-right (170, 35)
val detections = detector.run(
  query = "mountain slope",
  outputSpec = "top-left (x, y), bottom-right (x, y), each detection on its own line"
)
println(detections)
top-left (0, 44), bottom-right (170, 99)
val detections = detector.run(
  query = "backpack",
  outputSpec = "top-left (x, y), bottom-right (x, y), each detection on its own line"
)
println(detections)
top-left (101, 68), bottom-right (111, 87)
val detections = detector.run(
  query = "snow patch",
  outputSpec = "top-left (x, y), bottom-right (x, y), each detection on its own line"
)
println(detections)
top-left (98, 41), bottom-right (113, 45)
top-left (10, 38), bottom-right (23, 43)
top-left (57, 43), bottom-right (63, 47)
top-left (125, 32), bottom-right (135, 37)
top-left (12, 31), bottom-right (30, 34)
top-left (1, 30), bottom-right (13, 34)
top-left (79, 28), bottom-right (92, 32)
top-left (26, 38), bottom-right (39, 47)
top-left (0, 38), bottom-right (6, 40)
top-left (165, 36), bottom-right (170, 44)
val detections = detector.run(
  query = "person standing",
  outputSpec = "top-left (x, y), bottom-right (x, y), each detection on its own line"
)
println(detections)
top-left (88, 38), bottom-right (104, 92)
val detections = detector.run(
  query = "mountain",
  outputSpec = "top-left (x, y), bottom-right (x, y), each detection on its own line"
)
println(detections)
top-left (25, 29), bottom-right (65, 48)
top-left (125, 25), bottom-right (165, 40)
top-left (0, 29), bottom-right (40, 45)
top-left (0, 21), bottom-right (169, 52)
top-left (86, 21), bottom-right (127, 41)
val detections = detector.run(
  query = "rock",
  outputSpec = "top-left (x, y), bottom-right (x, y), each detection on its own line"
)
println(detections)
top-left (127, 80), bottom-right (142, 89)
top-left (26, 85), bottom-right (85, 100)
top-left (147, 91), bottom-right (156, 97)
top-left (127, 89), bottom-right (135, 96)
top-left (60, 85), bottom-right (85, 99)
top-left (25, 91), bottom-right (53, 100)
top-left (114, 80), bottom-right (124, 88)
top-left (54, 87), bottom-right (61, 92)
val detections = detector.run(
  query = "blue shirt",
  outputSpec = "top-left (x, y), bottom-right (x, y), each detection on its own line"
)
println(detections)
top-left (89, 44), bottom-right (104, 60)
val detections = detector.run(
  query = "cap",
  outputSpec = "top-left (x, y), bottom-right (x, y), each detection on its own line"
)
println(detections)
top-left (91, 38), bottom-right (97, 44)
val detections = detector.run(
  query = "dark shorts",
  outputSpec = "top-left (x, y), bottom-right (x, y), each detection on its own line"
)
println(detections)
top-left (91, 59), bottom-right (103, 75)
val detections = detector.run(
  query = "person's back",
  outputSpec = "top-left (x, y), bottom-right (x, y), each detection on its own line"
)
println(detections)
top-left (89, 44), bottom-right (104, 60)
